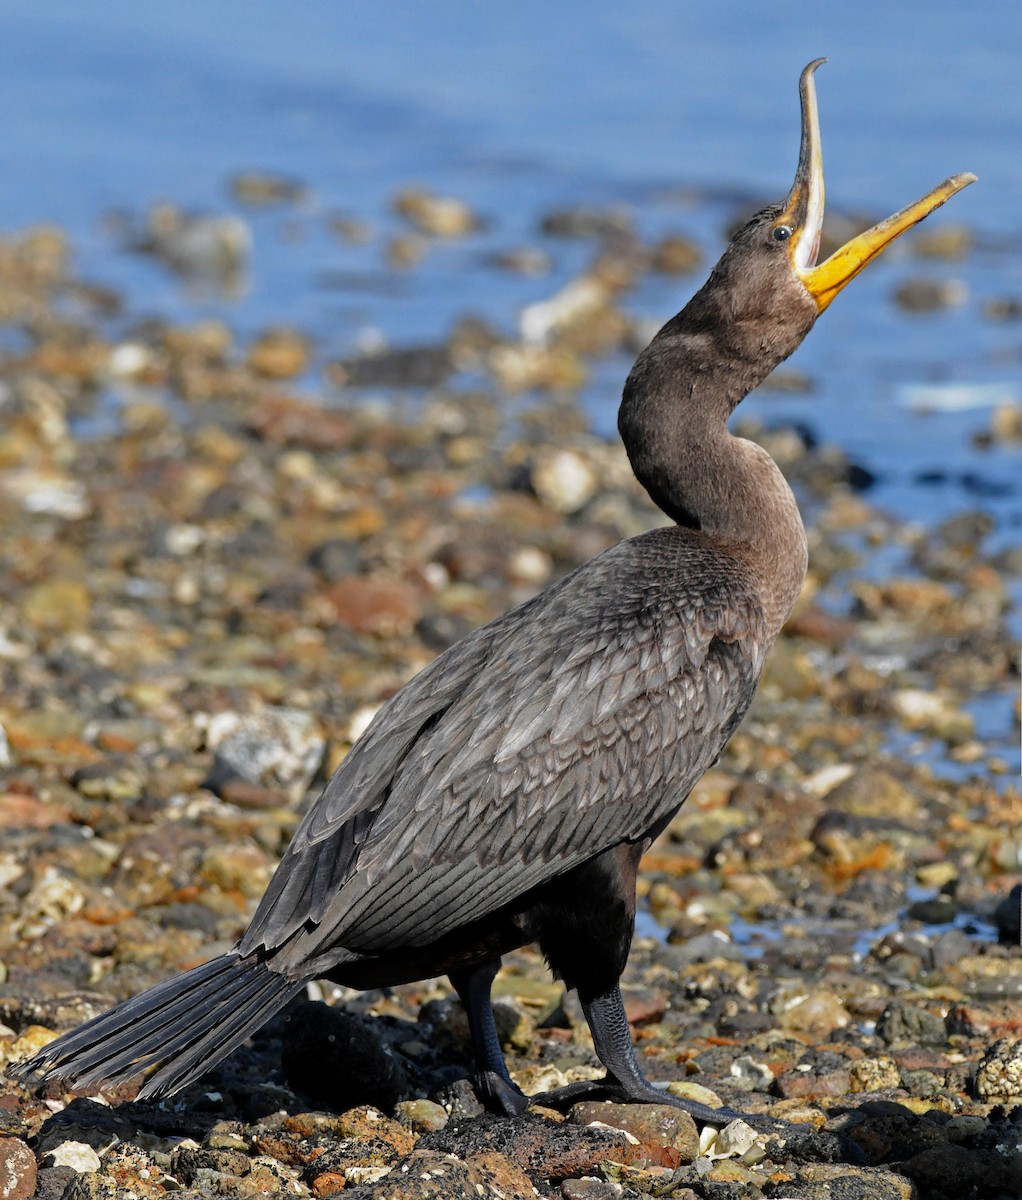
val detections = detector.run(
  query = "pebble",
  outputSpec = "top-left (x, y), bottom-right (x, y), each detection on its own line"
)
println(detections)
top-left (203, 706), bottom-right (325, 801)
top-left (230, 170), bottom-right (310, 206)
top-left (531, 448), bottom-right (599, 514)
top-left (488, 342), bottom-right (587, 392)
top-left (246, 327), bottom-right (310, 379)
top-left (974, 1037), bottom-right (1022, 1102)
top-left (729, 1054), bottom-right (773, 1091)
top-left (520, 276), bottom-right (613, 344)
top-left (649, 233), bottom-right (702, 274)
top-left (849, 1055), bottom-right (902, 1092)
top-left (892, 277), bottom-right (968, 312)
top-left (43, 1142), bottom-right (102, 1173)
top-left (394, 1100), bottom-right (449, 1134)
top-left (990, 401), bottom-right (1022, 442)
top-left (561, 1179), bottom-right (622, 1200)
top-left (130, 203), bottom-right (251, 282)
top-left (570, 1101), bottom-right (698, 1168)
top-left (0, 1138), bottom-right (36, 1200)
top-left (328, 344), bottom-right (453, 388)
top-left (875, 1003), bottom-right (948, 1047)
top-left (393, 187), bottom-right (481, 238)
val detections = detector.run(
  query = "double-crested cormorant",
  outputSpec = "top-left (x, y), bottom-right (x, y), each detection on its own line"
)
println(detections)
top-left (14, 62), bottom-right (974, 1124)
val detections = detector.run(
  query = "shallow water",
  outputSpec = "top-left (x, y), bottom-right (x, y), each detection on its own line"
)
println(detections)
top-left (0, 4), bottom-right (1019, 547)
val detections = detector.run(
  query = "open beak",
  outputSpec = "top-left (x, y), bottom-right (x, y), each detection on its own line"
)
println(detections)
top-left (780, 60), bottom-right (976, 314)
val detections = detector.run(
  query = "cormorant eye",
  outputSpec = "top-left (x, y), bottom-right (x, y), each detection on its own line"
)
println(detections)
top-left (773, 225), bottom-right (793, 242)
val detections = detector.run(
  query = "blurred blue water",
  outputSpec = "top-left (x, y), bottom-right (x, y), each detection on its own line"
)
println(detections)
top-left (2, 1), bottom-right (1019, 225)
top-left (0, 0), bottom-right (1019, 544)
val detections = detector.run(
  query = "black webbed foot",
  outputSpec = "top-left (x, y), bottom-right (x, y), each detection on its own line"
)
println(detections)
top-left (529, 1072), bottom-right (782, 1129)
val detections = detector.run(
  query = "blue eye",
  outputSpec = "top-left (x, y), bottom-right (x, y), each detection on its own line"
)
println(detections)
top-left (773, 225), bottom-right (793, 242)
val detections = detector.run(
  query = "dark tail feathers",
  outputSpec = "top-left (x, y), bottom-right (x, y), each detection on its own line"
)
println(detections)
top-left (10, 953), bottom-right (304, 1099)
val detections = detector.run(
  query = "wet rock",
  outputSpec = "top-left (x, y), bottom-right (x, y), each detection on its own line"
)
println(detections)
top-left (128, 203), bottom-right (250, 285)
top-left (0, 1137), bottom-right (36, 1200)
top-left (892, 277), bottom-right (967, 312)
top-left (204, 706), bottom-right (325, 801)
top-left (910, 224), bottom-right (974, 259)
top-left (393, 188), bottom-right (481, 238)
top-left (328, 344), bottom-right (453, 388)
top-left (247, 327), bottom-right (310, 379)
top-left (280, 1002), bottom-right (411, 1110)
top-left (772, 986), bottom-right (852, 1034)
top-left (488, 247), bottom-right (551, 276)
top-left (776, 1056), bottom-right (853, 1101)
top-left (990, 401), bottom-right (1022, 443)
top-left (230, 171), bottom-right (310, 206)
top-left (308, 537), bottom-right (364, 581)
top-left (520, 276), bottom-right (615, 345)
top-left (386, 231), bottom-right (428, 269)
top-left (432, 1077), bottom-right (486, 1120)
top-left (927, 926), bottom-right (972, 972)
top-left (982, 295), bottom-right (1022, 321)
top-left (663, 1081), bottom-right (727, 1110)
top-left (953, 953), bottom-right (1022, 1000)
top-left (822, 767), bottom-right (920, 822)
top-left (649, 233), bottom-right (701, 274)
top-left (890, 688), bottom-right (974, 742)
top-left (709, 1117), bottom-right (768, 1161)
top-left (539, 208), bottom-right (633, 239)
top-left (729, 1054), bottom-right (773, 1092)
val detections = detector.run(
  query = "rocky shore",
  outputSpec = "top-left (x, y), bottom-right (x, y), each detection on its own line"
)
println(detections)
top-left (0, 187), bottom-right (1019, 1198)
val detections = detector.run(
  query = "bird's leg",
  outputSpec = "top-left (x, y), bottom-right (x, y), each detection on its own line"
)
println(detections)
top-left (534, 984), bottom-right (786, 1130)
top-left (449, 959), bottom-right (529, 1116)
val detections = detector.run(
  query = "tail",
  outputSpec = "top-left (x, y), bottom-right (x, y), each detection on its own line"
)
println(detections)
top-left (9, 953), bottom-right (305, 1100)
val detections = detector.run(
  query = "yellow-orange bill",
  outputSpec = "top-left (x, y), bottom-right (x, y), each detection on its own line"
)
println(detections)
top-left (799, 172), bottom-right (978, 313)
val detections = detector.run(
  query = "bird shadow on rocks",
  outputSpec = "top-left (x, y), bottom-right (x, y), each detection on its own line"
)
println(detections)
top-left (276, 1000), bottom-right (420, 1113)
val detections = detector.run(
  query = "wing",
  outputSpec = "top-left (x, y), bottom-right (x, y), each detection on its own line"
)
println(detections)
top-left (241, 527), bottom-right (768, 971)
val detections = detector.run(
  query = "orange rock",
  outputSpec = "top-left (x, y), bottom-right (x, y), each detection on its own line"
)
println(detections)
top-left (0, 793), bottom-right (71, 829)
top-left (312, 1170), bottom-right (347, 1196)
top-left (571, 1101), bottom-right (699, 1169)
top-left (324, 577), bottom-right (423, 637)
top-left (248, 394), bottom-right (354, 450)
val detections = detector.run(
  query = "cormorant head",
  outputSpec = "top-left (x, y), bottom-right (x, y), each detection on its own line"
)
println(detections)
top-left (773, 59), bottom-right (975, 315)
top-left (675, 60), bottom-right (976, 377)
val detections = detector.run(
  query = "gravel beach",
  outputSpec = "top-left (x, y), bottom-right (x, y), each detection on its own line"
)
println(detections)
top-left (0, 184), bottom-right (1019, 1200)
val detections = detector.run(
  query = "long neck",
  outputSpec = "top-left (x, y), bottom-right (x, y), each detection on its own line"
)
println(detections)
top-left (619, 326), bottom-right (809, 637)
